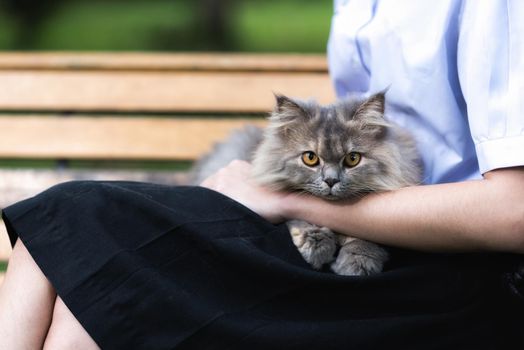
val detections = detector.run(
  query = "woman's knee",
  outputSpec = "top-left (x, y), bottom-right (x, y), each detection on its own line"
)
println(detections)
top-left (43, 297), bottom-right (100, 350)
top-left (5, 240), bottom-right (54, 290)
top-left (0, 240), bottom-right (57, 349)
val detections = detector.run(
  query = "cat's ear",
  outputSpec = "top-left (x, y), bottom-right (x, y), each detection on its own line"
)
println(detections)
top-left (275, 94), bottom-right (303, 113)
top-left (354, 92), bottom-right (385, 120)
top-left (271, 94), bottom-right (310, 123)
top-left (353, 92), bottom-right (390, 137)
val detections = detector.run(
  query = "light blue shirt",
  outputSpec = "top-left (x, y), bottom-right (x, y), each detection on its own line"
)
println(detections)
top-left (328, 0), bottom-right (524, 184)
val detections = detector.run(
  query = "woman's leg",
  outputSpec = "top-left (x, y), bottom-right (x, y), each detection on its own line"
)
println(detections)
top-left (0, 239), bottom-right (56, 349)
top-left (43, 297), bottom-right (100, 350)
top-left (0, 239), bottom-right (100, 349)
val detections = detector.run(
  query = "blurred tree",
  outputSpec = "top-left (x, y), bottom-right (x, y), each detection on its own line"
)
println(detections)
top-left (0, 0), bottom-right (62, 49)
top-left (152, 0), bottom-right (236, 51)
top-left (4, 0), bottom-right (242, 52)
top-left (197, 0), bottom-right (233, 50)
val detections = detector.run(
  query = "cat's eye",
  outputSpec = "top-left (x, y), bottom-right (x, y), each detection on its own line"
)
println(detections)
top-left (302, 151), bottom-right (319, 166)
top-left (344, 152), bottom-right (361, 167)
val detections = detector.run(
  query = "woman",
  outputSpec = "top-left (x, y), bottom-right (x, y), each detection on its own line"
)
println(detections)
top-left (1, 1), bottom-right (524, 348)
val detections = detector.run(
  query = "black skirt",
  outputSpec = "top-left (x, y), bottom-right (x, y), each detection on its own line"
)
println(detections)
top-left (2, 181), bottom-right (523, 350)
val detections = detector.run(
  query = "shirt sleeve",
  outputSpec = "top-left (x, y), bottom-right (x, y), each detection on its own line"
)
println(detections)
top-left (458, 0), bottom-right (524, 174)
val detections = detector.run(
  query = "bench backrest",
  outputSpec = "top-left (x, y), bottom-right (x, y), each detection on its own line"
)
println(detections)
top-left (0, 52), bottom-right (335, 269)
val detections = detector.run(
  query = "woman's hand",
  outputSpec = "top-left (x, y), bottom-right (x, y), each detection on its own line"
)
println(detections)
top-left (200, 160), bottom-right (290, 223)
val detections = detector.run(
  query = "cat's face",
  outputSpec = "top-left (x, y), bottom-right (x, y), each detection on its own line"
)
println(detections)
top-left (252, 93), bottom-right (402, 200)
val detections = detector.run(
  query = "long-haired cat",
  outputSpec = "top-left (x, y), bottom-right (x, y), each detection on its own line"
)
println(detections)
top-left (190, 93), bottom-right (422, 275)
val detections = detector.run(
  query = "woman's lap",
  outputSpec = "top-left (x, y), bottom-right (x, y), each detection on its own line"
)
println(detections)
top-left (2, 181), bottom-right (523, 349)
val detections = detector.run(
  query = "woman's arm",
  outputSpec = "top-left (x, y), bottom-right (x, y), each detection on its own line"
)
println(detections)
top-left (201, 161), bottom-right (524, 253)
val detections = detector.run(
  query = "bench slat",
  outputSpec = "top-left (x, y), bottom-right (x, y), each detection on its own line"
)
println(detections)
top-left (0, 53), bottom-right (328, 73)
top-left (0, 71), bottom-right (333, 113)
top-left (0, 116), bottom-right (266, 160)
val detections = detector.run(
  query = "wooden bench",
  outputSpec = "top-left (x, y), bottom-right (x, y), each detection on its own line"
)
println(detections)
top-left (0, 52), bottom-right (335, 285)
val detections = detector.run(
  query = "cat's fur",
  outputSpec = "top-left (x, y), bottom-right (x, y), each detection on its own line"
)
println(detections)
top-left (190, 93), bottom-right (422, 275)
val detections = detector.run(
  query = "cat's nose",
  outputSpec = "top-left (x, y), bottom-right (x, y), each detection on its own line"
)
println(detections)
top-left (324, 178), bottom-right (340, 188)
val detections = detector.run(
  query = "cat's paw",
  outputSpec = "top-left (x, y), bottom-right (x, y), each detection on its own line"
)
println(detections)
top-left (331, 239), bottom-right (388, 276)
top-left (287, 220), bottom-right (337, 270)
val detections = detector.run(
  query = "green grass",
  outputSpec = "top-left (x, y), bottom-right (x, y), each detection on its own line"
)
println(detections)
top-left (36, 1), bottom-right (194, 51)
top-left (0, 11), bottom-right (16, 48)
top-left (68, 160), bottom-right (192, 171)
top-left (232, 0), bottom-right (332, 53)
top-left (0, 159), bottom-right (192, 171)
top-left (0, 159), bottom-right (57, 169)
top-left (0, 0), bottom-right (331, 52)
top-left (0, 261), bottom-right (7, 272)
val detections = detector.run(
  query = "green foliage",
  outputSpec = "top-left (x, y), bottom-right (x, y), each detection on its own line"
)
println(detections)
top-left (0, 159), bottom-right (192, 171)
top-left (232, 0), bottom-right (332, 53)
top-left (37, 1), bottom-right (194, 51)
top-left (0, 260), bottom-right (7, 272)
top-left (68, 160), bottom-right (192, 171)
top-left (0, 10), bottom-right (16, 48)
top-left (0, 0), bottom-right (331, 52)
top-left (0, 159), bottom-right (57, 169)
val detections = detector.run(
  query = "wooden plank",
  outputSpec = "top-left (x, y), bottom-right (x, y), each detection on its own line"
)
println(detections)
top-left (0, 71), bottom-right (334, 113)
top-left (0, 53), bottom-right (328, 73)
top-left (0, 169), bottom-right (189, 209)
top-left (0, 116), bottom-right (267, 160)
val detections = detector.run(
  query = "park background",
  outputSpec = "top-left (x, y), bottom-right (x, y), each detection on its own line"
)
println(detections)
top-left (0, 0), bottom-right (332, 52)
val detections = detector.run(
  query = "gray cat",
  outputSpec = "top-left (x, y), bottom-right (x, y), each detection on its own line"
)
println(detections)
top-left (190, 93), bottom-right (422, 276)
